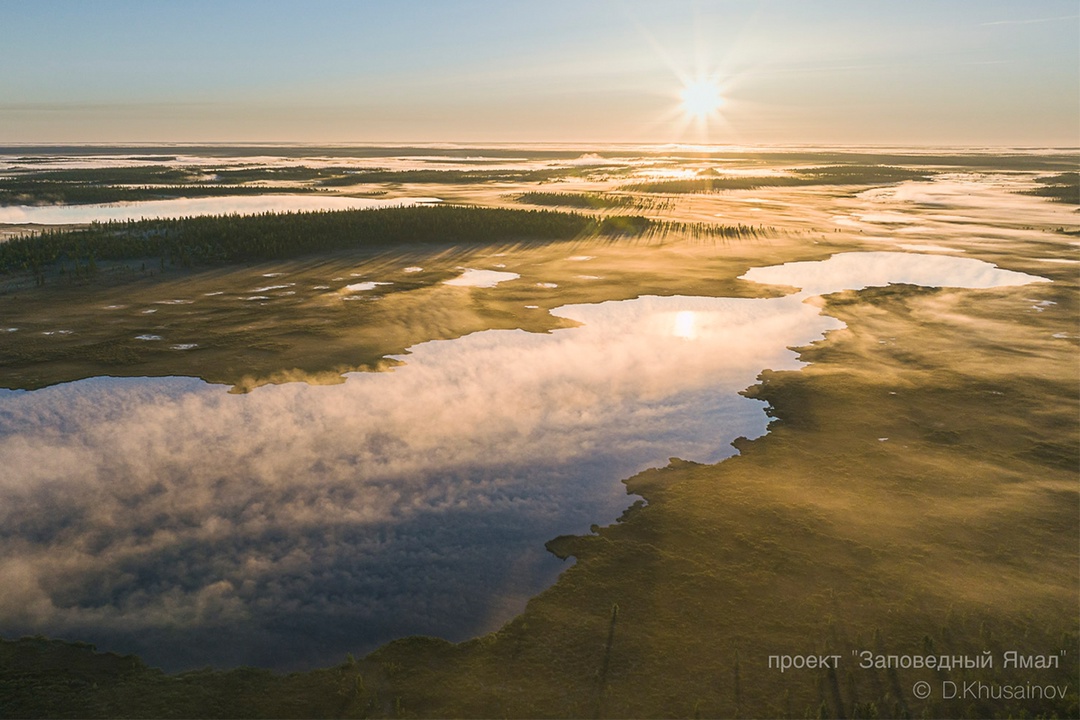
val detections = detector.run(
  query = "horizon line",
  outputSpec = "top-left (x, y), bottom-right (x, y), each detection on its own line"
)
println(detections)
top-left (1, 141), bottom-right (1078, 151)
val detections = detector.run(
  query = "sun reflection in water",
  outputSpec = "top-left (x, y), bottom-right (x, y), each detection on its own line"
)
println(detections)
top-left (673, 310), bottom-right (697, 339)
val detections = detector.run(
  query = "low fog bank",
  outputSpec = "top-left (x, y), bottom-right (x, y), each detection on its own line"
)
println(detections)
top-left (0, 195), bottom-right (440, 225)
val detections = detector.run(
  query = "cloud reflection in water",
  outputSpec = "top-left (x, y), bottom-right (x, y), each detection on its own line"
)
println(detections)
top-left (0, 293), bottom-right (836, 669)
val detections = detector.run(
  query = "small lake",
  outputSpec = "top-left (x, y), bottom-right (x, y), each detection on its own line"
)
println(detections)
top-left (0, 252), bottom-right (1047, 671)
top-left (443, 268), bottom-right (521, 287)
top-left (0, 194), bottom-right (441, 225)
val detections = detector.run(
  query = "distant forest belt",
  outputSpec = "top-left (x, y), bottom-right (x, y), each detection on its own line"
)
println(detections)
top-left (0, 205), bottom-right (764, 276)
top-left (1, 164), bottom-right (625, 191)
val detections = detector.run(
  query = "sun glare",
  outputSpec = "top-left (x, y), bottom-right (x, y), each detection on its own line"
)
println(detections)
top-left (673, 310), bottom-right (697, 339)
top-left (679, 78), bottom-right (723, 120)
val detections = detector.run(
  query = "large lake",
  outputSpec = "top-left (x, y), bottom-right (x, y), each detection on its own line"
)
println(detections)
top-left (0, 252), bottom-right (1046, 670)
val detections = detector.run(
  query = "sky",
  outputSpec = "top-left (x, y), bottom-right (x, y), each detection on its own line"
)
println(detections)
top-left (1, 0), bottom-right (1077, 146)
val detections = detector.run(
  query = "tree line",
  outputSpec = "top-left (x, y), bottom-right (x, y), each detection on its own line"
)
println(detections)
top-left (0, 205), bottom-right (769, 283)
top-left (0, 206), bottom-right (608, 277)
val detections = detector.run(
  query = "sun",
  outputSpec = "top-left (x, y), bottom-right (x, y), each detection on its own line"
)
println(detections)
top-left (679, 78), bottom-right (724, 120)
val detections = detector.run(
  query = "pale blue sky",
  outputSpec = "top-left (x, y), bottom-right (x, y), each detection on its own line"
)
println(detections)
top-left (1, 0), bottom-right (1077, 145)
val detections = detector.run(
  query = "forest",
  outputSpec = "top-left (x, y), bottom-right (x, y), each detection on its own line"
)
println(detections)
top-left (1020, 171), bottom-right (1080, 204)
top-left (514, 191), bottom-right (672, 211)
top-left (0, 206), bottom-right (587, 275)
top-left (0, 205), bottom-right (766, 282)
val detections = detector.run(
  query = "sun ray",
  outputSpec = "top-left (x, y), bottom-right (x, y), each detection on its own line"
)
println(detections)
top-left (619, 4), bottom-right (761, 144)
